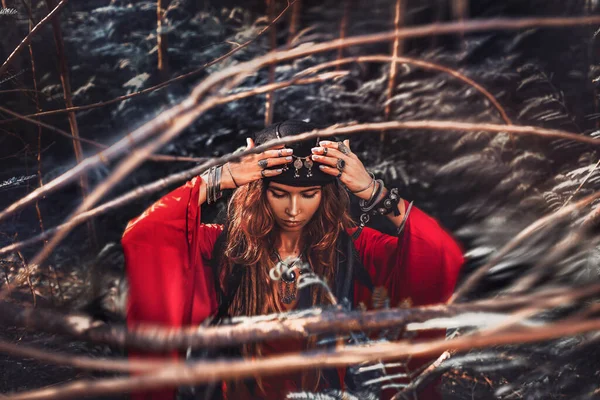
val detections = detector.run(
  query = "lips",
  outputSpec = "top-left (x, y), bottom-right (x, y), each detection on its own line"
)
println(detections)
top-left (283, 220), bottom-right (302, 225)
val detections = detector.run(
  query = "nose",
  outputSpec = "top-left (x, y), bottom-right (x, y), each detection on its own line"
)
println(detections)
top-left (285, 195), bottom-right (301, 218)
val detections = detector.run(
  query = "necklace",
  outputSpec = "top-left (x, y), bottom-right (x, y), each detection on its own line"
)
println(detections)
top-left (273, 249), bottom-right (310, 305)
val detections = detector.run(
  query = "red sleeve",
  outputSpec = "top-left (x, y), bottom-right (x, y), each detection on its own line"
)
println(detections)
top-left (350, 200), bottom-right (464, 400)
top-left (122, 176), bottom-right (223, 400)
top-left (351, 200), bottom-right (464, 307)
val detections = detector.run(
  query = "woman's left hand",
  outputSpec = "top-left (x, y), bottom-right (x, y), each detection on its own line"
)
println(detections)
top-left (311, 140), bottom-right (374, 200)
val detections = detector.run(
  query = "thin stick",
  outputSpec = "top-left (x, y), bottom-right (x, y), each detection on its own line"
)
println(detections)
top-left (25, 0), bottom-right (63, 302)
top-left (559, 158), bottom-right (600, 209)
top-left (450, 189), bottom-right (600, 302)
top-left (0, 338), bottom-right (173, 373)
top-left (0, 106), bottom-right (206, 162)
top-left (296, 55), bottom-right (512, 124)
top-left (8, 317), bottom-right (600, 400)
top-left (0, 0), bottom-right (69, 77)
top-left (0, 0), bottom-right (296, 123)
top-left (0, 118), bottom-right (593, 232)
top-left (384, 0), bottom-right (405, 120)
top-left (335, 0), bottom-right (350, 69)
top-left (44, 0), bottom-right (97, 249)
top-left (156, 0), bottom-right (170, 79)
top-left (264, 0), bottom-right (277, 126)
top-left (2, 15), bottom-right (600, 224)
top-left (286, 0), bottom-right (301, 45)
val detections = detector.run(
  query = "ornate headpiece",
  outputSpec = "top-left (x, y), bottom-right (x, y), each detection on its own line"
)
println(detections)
top-left (253, 120), bottom-right (336, 187)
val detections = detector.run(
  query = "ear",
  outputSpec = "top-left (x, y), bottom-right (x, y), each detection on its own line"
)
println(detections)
top-left (246, 138), bottom-right (256, 149)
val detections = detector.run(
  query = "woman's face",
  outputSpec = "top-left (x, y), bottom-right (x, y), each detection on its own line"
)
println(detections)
top-left (266, 182), bottom-right (322, 232)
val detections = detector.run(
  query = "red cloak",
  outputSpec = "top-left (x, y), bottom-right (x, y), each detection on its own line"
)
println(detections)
top-left (122, 176), bottom-right (464, 399)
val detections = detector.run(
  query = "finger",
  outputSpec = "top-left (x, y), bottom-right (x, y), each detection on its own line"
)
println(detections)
top-left (318, 140), bottom-right (353, 157)
top-left (262, 148), bottom-right (293, 159)
top-left (247, 138), bottom-right (255, 149)
top-left (259, 168), bottom-right (284, 178)
top-left (344, 139), bottom-right (350, 148)
top-left (310, 154), bottom-right (339, 167)
top-left (311, 145), bottom-right (347, 159)
top-left (257, 156), bottom-right (293, 168)
top-left (318, 165), bottom-right (342, 177)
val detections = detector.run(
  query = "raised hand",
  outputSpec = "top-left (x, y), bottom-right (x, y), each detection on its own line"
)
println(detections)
top-left (221, 138), bottom-right (293, 189)
top-left (310, 139), bottom-right (375, 200)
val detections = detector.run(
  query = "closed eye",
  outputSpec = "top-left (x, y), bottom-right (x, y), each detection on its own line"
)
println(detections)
top-left (301, 192), bottom-right (319, 199)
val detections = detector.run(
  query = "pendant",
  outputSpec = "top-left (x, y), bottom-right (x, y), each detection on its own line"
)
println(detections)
top-left (304, 158), bottom-right (313, 177)
top-left (293, 158), bottom-right (303, 178)
top-left (278, 279), bottom-right (297, 304)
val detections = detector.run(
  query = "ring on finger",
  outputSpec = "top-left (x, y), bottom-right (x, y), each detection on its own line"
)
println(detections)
top-left (337, 142), bottom-right (350, 155)
top-left (336, 170), bottom-right (343, 178)
top-left (323, 147), bottom-right (328, 156)
top-left (278, 149), bottom-right (283, 157)
top-left (336, 158), bottom-right (345, 171)
top-left (261, 169), bottom-right (267, 178)
top-left (258, 159), bottom-right (269, 168)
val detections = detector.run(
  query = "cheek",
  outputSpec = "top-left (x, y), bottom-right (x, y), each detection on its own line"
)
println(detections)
top-left (266, 195), bottom-right (284, 215)
top-left (305, 196), bottom-right (322, 217)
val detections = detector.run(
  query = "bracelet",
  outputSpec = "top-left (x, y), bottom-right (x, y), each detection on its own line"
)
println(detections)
top-left (205, 166), bottom-right (224, 205)
top-left (225, 162), bottom-right (240, 188)
top-left (371, 187), bottom-right (401, 217)
top-left (350, 172), bottom-right (375, 194)
top-left (359, 179), bottom-right (384, 212)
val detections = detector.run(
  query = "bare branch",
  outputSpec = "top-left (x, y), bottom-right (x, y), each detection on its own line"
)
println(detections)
top-left (0, 0), bottom-right (69, 77)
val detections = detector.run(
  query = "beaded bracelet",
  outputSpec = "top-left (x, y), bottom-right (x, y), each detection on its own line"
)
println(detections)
top-left (371, 187), bottom-right (401, 217)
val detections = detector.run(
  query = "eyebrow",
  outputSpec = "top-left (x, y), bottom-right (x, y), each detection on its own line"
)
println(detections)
top-left (269, 186), bottom-right (321, 194)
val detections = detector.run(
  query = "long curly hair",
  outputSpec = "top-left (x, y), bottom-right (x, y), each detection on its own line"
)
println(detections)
top-left (216, 178), bottom-right (356, 394)
top-left (218, 178), bottom-right (355, 317)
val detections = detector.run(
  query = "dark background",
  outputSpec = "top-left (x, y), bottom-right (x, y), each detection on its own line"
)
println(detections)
top-left (2, 0), bottom-right (600, 398)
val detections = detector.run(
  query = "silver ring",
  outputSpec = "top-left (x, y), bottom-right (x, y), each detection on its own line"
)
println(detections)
top-left (336, 170), bottom-right (343, 178)
top-left (261, 169), bottom-right (267, 178)
top-left (323, 147), bottom-right (328, 156)
top-left (337, 142), bottom-right (350, 155)
top-left (336, 158), bottom-right (345, 171)
top-left (278, 149), bottom-right (283, 157)
top-left (258, 159), bottom-right (269, 168)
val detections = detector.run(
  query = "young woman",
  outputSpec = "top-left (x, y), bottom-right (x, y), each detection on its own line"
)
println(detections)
top-left (123, 120), bottom-right (464, 399)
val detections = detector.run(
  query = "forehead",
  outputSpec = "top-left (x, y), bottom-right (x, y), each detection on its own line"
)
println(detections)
top-left (268, 182), bottom-right (321, 192)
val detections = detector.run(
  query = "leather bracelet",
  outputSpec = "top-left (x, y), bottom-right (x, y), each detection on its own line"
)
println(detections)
top-left (350, 172), bottom-right (375, 194)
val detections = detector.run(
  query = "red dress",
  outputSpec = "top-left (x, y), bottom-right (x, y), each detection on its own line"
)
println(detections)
top-left (122, 176), bottom-right (464, 400)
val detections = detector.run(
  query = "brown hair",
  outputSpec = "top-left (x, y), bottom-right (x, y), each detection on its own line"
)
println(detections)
top-left (217, 178), bottom-right (355, 393)
top-left (220, 178), bottom-right (355, 316)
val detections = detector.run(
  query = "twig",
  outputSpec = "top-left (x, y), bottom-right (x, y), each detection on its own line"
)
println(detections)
top-left (286, 0), bottom-right (301, 45)
top-left (0, 106), bottom-right (209, 162)
top-left (0, 118), bottom-right (595, 247)
top-left (8, 317), bottom-right (600, 400)
top-left (0, 73), bottom-right (344, 295)
top-left (0, 0), bottom-right (69, 77)
top-left (559, 158), bottom-right (600, 209)
top-left (0, 338), bottom-right (172, 373)
top-left (384, 0), bottom-right (405, 120)
top-left (450, 189), bottom-right (600, 302)
top-left (25, 0), bottom-right (63, 303)
top-left (44, 0), bottom-right (97, 249)
top-left (0, 0), bottom-right (296, 123)
top-left (156, 0), bottom-right (170, 79)
top-left (264, 0), bottom-right (277, 126)
top-left (335, 0), bottom-right (350, 69)
top-left (1, 282), bottom-right (598, 352)
top-left (296, 55), bottom-right (512, 124)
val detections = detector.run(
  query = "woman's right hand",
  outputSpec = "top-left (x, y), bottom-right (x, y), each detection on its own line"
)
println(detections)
top-left (220, 138), bottom-right (293, 190)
